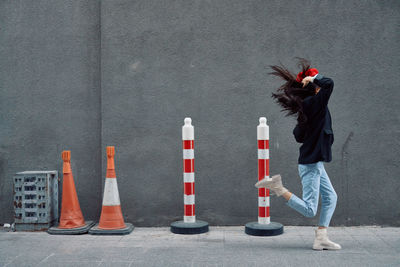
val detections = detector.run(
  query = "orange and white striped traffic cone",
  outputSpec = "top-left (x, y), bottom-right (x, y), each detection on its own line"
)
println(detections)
top-left (48, 151), bottom-right (94, 234)
top-left (89, 146), bottom-right (133, 235)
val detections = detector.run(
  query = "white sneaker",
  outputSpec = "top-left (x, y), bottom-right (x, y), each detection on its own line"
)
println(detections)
top-left (254, 174), bottom-right (288, 196)
top-left (312, 228), bottom-right (342, 250)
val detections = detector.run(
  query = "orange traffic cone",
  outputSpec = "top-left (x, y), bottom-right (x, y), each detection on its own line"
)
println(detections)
top-left (89, 146), bottom-right (133, 235)
top-left (48, 151), bottom-right (94, 234)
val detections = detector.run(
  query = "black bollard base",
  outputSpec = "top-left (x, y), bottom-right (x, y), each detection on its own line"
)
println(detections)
top-left (245, 221), bottom-right (284, 236)
top-left (170, 220), bottom-right (209, 235)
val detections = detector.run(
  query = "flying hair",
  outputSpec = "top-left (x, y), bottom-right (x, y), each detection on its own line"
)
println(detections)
top-left (270, 58), bottom-right (317, 125)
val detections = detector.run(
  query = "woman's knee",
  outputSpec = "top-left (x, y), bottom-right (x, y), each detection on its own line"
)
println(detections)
top-left (304, 205), bottom-right (318, 218)
top-left (333, 190), bottom-right (338, 200)
top-left (305, 209), bottom-right (317, 218)
top-left (322, 190), bottom-right (337, 206)
top-left (331, 191), bottom-right (338, 206)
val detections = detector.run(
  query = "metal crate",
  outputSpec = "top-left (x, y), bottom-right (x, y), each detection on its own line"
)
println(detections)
top-left (13, 171), bottom-right (59, 231)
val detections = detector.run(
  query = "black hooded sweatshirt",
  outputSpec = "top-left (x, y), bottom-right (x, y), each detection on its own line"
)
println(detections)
top-left (292, 74), bottom-right (334, 164)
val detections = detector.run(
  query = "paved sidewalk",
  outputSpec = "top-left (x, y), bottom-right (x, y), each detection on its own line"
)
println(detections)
top-left (0, 226), bottom-right (399, 267)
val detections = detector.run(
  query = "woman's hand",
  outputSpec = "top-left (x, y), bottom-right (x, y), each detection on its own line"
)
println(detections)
top-left (301, 76), bottom-right (314, 87)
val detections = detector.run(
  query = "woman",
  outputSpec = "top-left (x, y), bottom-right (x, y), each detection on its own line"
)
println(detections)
top-left (255, 58), bottom-right (341, 250)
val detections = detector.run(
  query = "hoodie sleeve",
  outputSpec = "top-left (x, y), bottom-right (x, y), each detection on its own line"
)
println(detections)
top-left (312, 74), bottom-right (334, 107)
top-left (293, 124), bottom-right (307, 143)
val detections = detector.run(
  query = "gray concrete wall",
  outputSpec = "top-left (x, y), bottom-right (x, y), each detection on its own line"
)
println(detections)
top-left (0, 0), bottom-right (102, 222)
top-left (1, 0), bottom-right (399, 226)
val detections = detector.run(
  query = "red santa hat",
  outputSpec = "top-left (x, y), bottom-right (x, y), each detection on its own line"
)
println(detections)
top-left (296, 68), bottom-right (319, 82)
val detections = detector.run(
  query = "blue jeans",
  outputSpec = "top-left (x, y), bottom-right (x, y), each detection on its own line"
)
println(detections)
top-left (286, 162), bottom-right (338, 227)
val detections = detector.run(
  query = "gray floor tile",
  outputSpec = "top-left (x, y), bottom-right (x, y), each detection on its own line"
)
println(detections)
top-left (0, 226), bottom-right (399, 267)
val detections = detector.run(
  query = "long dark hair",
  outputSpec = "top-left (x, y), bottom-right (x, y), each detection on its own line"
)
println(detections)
top-left (270, 58), bottom-right (316, 125)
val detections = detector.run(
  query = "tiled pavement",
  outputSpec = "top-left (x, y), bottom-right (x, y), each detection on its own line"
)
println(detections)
top-left (0, 226), bottom-right (399, 267)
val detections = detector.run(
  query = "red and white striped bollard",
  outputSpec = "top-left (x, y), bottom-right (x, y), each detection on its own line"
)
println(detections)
top-left (171, 117), bottom-right (209, 234)
top-left (258, 117), bottom-right (270, 224)
top-left (183, 118), bottom-right (195, 223)
top-left (245, 117), bottom-right (284, 236)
